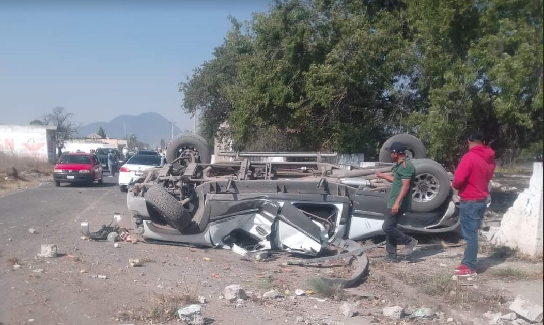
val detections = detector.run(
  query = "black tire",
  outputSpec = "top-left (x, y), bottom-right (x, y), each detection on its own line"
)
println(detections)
top-left (98, 172), bottom-right (103, 185)
top-left (411, 159), bottom-right (450, 212)
top-left (379, 134), bottom-right (426, 163)
top-left (120, 185), bottom-right (128, 192)
top-left (166, 133), bottom-right (210, 164)
top-left (55, 181), bottom-right (60, 187)
top-left (144, 185), bottom-right (192, 231)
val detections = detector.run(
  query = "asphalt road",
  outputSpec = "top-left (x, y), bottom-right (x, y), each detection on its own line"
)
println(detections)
top-left (0, 175), bottom-right (130, 325)
top-left (1, 176), bottom-right (357, 325)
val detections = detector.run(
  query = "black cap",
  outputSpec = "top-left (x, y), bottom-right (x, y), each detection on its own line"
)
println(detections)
top-left (386, 142), bottom-right (407, 154)
top-left (467, 131), bottom-right (485, 143)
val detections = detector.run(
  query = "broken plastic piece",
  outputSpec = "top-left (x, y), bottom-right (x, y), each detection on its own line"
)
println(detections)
top-left (80, 214), bottom-right (121, 240)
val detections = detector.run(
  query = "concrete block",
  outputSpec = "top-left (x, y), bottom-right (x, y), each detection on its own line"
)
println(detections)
top-left (509, 295), bottom-right (543, 323)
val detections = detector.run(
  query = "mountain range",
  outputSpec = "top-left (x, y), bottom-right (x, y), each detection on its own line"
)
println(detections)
top-left (78, 112), bottom-right (192, 146)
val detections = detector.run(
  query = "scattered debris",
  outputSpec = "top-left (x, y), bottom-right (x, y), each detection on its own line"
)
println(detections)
top-left (411, 307), bottom-right (436, 318)
top-left (177, 304), bottom-right (203, 325)
top-left (107, 232), bottom-right (119, 242)
top-left (12, 263), bottom-right (21, 270)
top-left (231, 244), bottom-right (248, 257)
top-left (32, 268), bottom-right (44, 273)
top-left (509, 295), bottom-right (543, 323)
top-left (80, 213), bottom-right (121, 240)
top-left (383, 306), bottom-right (405, 319)
top-left (97, 274), bottom-right (107, 279)
top-left (38, 244), bottom-right (58, 258)
top-left (203, 257), bottom-right (211, 262)
top-left (254, 251), bottom-right (271, 261)
top-left (129, 258), bottom-right (143, 267)
top-left (114, 243), bottom-right (120, 248)
top-left (295, 289), bottom-right (306, 296)
top-left (340, 302), bottom-right (357, 318)
top-left (223, 285), bottom-right (248, 302)
top-left (198, 296), bottom-right (207, 304)
top-left (200, 281), bottom-right (211, 287)
top-left (263, 289), bottom-right (283, 299)
top-left (80, 269), bottom-right (87, 274)
top-left (28, 228), bottom-right (37, 234)
top-left (501, 313), bottom-right (517, 321)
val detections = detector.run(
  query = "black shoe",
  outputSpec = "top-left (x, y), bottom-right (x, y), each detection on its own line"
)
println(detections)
top-left (383, 255), bottom-right (399, 263)
top-left (401, 239), bottom-right (418, 255)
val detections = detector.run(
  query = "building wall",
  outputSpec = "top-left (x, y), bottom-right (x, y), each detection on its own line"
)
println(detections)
top-left (0, 125), bottom-right (57, 162)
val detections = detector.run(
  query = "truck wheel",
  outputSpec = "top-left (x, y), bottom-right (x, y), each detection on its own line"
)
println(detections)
top-left (166, 133), bottom-right (210, 164)
top-left (144, 185), bottom-right (192, 231)
top-left (411, 159), bottom-right (450, 212)
top-left (379, 134), bottom-right (426, 163)
top-left (55, 181), bottom-right (61, 187)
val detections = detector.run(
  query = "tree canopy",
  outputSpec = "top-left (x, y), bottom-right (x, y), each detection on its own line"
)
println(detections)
top-left (97, 126), bottom-right (107, 139)
top-left (181, 0), bottom-right (543, 165)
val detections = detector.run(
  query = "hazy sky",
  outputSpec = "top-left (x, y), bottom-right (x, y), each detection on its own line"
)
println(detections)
top-left (0, 0), bottom-right (272, 130)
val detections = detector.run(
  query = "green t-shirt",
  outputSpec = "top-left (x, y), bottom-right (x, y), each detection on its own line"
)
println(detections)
top-left (387, 158), bottom-right (416, 211)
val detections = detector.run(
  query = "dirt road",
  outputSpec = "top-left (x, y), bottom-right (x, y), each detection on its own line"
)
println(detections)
top-left (1, 177), bottom-right (542, 325)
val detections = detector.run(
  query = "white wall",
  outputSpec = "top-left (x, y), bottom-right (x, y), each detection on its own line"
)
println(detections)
top-left (0, 125), bottom-right (57, 162)
top-left (64, 140), bottom-right (115, 153)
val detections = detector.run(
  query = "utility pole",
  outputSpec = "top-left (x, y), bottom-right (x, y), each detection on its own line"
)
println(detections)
top-left (193, 111), bottom-right (197, 133)
top-left (170, 119), bottom-right (176, 140)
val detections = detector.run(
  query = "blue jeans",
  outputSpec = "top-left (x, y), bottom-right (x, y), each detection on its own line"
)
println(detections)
top-left (460, 201), bottom-right (486, 270)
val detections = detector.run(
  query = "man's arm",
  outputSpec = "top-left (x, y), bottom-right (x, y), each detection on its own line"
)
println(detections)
top-left (392, 179), bottom-right (411, 215)
top-left (376, 171), bottom-right (394, 182)
top-left (452, 154), bottom-right (471, 190)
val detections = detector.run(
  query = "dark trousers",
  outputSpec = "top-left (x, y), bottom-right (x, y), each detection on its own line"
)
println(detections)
top-left (382, 212), bottom-right (413, 257)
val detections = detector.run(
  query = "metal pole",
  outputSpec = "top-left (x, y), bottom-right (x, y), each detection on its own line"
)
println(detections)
top-left (171, 119), bottom-right (174, 140)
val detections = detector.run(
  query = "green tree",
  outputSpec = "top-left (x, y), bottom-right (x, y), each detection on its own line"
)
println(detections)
top-left (181, 0), bottom-right (543, 164)
top-left (97, 126), bottom-right (106, 139)
top-left (30, 119), bottom-right (45, 126)
top-left (41, 107), bottom-right (79, 157)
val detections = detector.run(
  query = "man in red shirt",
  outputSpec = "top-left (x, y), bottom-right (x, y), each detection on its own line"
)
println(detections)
top-left (452, 132), bottom-right (495, 276)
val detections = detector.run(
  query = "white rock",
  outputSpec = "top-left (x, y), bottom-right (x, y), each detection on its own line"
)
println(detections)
top-left (32, 268), bottom-right (44, 273)
top-left (295, 289), bottom-right (306, 296)
top-left (263, 290), bottom-right (282, 299)
top-left (501, 313), bottom-right (517, 320)
top-left (383, 306), bottom-right (405, 319)
top-left (28, 228), bottom-right (37, 234)
top-left (509, 295), bottom-right (543, 323)
top-left (447, 318), bottom-right (454, 322)
top-left (340, 302), bottom-right (357, 318)
top-left (12, 264), bottom-right (21, 270)
top-left (198, 296), bottom-right (207, 304)
top-left (223, 285), bottom-right (247, 302)
top-left (114, 243), bottom-right (120, 248)
top-left (97, 274), bottom-right (107, 279)
top-left (411, 307), bottom-right (436, 318)
top-left (38, 244), bottom-right (58, 258)
top-left (178, 304), bottom-right (203, 325)
top-left (107, 232), bottom-right (119, 242)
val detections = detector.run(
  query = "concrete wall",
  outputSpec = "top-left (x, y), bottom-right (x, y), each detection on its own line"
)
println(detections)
top-left (0, 125), bottom-right (57, 163)
top-left (491, 162), bottom-right (543, 257)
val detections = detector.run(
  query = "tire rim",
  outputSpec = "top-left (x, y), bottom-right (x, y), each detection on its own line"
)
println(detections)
top-left (176, 146), bottom-right (200, 163)
top-left (412, 173), bottom-right (440, 202)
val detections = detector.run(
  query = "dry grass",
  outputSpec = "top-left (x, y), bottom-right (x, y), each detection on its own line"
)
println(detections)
top-left (115, 291), bottom-right (199, 323)
top-left (480, 244), bottom-right (544, 263)
top-left (418, 272), bottom-right (455, 296)
top-left (306, 277), bottom-right (343, 298)
top-left (0, 153), bottom-right (53, 177)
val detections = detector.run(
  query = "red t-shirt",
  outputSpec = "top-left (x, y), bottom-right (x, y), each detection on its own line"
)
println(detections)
top-left (452, 145), bottom-right (495, 200)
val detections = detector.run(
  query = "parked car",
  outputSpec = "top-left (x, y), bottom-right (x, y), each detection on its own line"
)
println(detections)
top-left (124, 134), bottom-right (464, 254)
top-left (53, 152), bottom-right (103, 187)
top-left (135, 149), bottom-right (159, 156)
top-left (95, 148), bottom-right (122, 173)
top-left (118, 154), bottom-right (164, 192)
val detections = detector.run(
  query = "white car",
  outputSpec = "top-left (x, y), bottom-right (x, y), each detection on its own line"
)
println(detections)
top-left (118, 154), bottom-right (164, 192)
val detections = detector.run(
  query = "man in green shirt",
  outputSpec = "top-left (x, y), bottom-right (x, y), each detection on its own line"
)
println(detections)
top-left (376, 141), bottom-right (418, 262)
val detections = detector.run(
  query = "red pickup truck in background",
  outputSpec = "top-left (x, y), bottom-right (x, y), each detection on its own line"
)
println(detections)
top-left (53, 152), bottom-right (103, 187)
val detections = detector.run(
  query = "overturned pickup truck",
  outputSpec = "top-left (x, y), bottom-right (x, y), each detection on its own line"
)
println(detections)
top-left (126, 133), bottom-right (460, 256)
